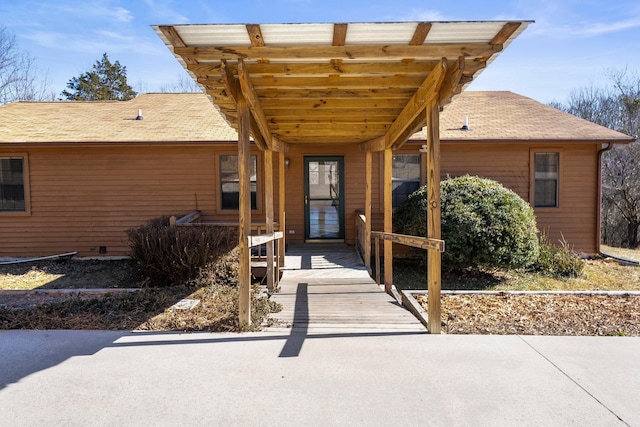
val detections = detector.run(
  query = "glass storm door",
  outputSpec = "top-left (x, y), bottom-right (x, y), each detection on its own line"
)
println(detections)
top-left (304, 156), bottom-right (345, 241)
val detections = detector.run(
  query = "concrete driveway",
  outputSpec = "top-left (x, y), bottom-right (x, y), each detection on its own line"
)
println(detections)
top-left (1, 330), bottom-right (638, 426)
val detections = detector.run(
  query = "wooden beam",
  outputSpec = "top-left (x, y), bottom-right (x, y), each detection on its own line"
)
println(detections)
top-left (439, 57), bottom-right (465, 107)
top-left (491, 22), bottom-right (521, 45)
top-left (211, 75), bottom-right (429, 90)
top-left (158, 26), bottom-right (186, 48)
top-left (264, 149), bottom-right (275, 292)
top-left (270, 122), bottom-right (390, 134)
top-left (371, 231), bottom-right (444, 252)
top-left (158, 26), bottom-right (197, 64)
top-left (237, 92), bottom-right (252, 328)
top-left (385, 58), bottom-right (447, 149)
top-left (174, 43), bottom-right (503, 61)
top-left (391, 112), bottom-right (426, 151)
top-left (271, 136), bottom-right (290, 153)
top-left (246, 24), bottom-right (265, 47)
top-left (259, 97), bottom-right (407, 110)
top-left (221, 60), bottom-right (268, 151)
top-left (333, 23), bottom-right (348, 45)
top-left (270, 116), bottom-right (396, 125)
top-left (426, 101), bottom-right (442, 334)
top-left (383, 148), bottom-right (393, 294)
top-left (188, 60), bottom-right (441, 77)
top-left (248, 231), bottom-right (284, 247)
top-left (220, 60), bottom-right (239, 102)
top-left (254, 88), bottom-right (417, 100)
top-left (409, 23), bottom-right (432, 45)
top-left (359, 58), bottom-right (447, 152)
top-left (359, 136), bottom-right (386, 152)
top-left (281, 135), bottom-right (377, 144)
top-left (238, 59), bottom-right (274, 151)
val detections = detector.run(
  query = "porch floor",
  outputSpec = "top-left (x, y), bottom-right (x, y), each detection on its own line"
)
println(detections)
top-left (265, 244), bottom-right (426, 333)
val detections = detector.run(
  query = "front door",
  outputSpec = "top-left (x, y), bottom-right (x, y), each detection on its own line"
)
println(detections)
top-left (304, 156), bottom-right (345, 241)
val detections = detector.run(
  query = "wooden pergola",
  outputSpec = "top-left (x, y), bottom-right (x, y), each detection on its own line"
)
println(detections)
top-left (154, 21), bottom-right (530, 332)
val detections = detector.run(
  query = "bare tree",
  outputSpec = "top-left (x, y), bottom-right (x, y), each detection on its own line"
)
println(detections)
top-left (158, 73), bottom-right (202, 93)
top-left (0, 25), bottom-right (50, 104)
top-left (554, 69), bottom-right (640, 248)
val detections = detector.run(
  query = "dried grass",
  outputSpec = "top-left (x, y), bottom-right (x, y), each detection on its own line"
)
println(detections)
top-left (417, 293), bottom-right (640, 336)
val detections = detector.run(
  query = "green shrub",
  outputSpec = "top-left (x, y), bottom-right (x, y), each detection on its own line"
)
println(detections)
top-left (531, 233), bottom-right (584, 278)
top-left (127, 217), bottom-right (238, 286)
top-left (394, 175), bottom-right (539, 271)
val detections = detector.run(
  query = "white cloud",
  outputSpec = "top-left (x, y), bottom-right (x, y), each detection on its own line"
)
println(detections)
top-left (56, 2), bottom-right (133, 24)
top-left (515, 0), bottom-right (640, 39)
top-left (143, 0), bottom-right (191, 24)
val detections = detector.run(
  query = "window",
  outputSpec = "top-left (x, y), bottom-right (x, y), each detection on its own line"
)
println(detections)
top-left (534, 152), bottom-right (559, 208)
top-left (0, 157), bottom-right (27, 212)
top-left (392, 154), bottom-right (421, 207)
top-left (219, 155), bottom-right (257, 210)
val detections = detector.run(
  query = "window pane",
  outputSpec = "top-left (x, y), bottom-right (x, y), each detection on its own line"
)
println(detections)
top-left (392, 154), bottom-right (421, 207)
top-left (0, 157), bottom-right (26, 212)
top-left (534, 153), bottom-right (558, 207)
top-left (535, 180), bottom-right (557, 207)
top-left (220, 155), bottom-right (257, 210)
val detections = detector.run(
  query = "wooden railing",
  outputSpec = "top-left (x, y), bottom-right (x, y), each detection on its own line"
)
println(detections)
top-left (169, 211), bottom-right (284, 291)
top-left (356, 211), bottom-right (445, 333)
top-left (371, 231), bottom-right (445, 290)
top-left (355, 211), bottom-right (367, 264)
top-left (247, 231), bottom-right (284, 292)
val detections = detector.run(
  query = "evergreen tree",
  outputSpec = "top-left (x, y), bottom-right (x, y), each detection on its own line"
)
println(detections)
top-left (61, 53), bottom-right (137, 101)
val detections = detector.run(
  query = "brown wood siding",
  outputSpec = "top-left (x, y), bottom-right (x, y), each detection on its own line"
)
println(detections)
top-left (0, 141), bottom-right (599, 257)
top-left (533, 144), bottom-right (598, 253)
top-left (438, 142), bottom-right (598, 254)
top-left (0, 145), bottom-right (269, 257)
top-left (370, 142), bottom-right (599, 254)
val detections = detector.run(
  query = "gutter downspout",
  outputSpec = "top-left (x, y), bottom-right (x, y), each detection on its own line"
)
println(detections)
top-left (596, 142), bottom-right (613, 255)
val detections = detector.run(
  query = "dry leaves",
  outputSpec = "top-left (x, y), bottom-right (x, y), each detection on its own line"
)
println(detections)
top-left (417, 293), bottom-right (640, 336)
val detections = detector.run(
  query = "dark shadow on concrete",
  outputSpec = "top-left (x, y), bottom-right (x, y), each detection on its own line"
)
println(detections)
top-left (279, 282), bottom-right (309, 357)
top-left (0, 328), bottom-right (426, 391)
top-left (0, 330), bottom-right (127, 391)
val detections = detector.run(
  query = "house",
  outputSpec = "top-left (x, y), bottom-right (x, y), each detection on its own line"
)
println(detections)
top-left (6, 20), bottom-right (635, 329)
top-left (0, 90), bottom-right (632, 258)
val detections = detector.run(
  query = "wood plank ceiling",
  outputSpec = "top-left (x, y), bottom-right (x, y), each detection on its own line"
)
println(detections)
top-left (154, 21), bottom-right (531, 152)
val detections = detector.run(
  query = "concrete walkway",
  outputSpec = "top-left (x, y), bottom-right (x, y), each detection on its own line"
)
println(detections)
top-left (1, 245), bottom-right (638, 425)
top-left (1, 330), bottom-right (638, 426)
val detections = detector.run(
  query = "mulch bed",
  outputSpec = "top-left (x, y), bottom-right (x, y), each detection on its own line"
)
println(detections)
top-left (417, 293), bottom-right (640, 336)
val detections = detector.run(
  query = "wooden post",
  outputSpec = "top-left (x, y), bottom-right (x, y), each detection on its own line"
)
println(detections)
top-left (279, 151), bottom-right (286, 264)
top-left (237, 93), bottom-right (252, 327)
top-left (383, 148), bottom-right (393, 294)
top-left (364, 150), bottom-right (372, 270)
top-left (375, 237), bottom-right (380, 286)
top-left (426, 102), bottom-right (442, 334)
top-left (265, 149), bottom-right (275, 292)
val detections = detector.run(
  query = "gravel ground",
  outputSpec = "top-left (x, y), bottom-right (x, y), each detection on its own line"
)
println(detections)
top-left (417, 293), bottom-right (640, 336)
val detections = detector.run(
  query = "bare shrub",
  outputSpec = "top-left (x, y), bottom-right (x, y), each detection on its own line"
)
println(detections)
top-left (127, 217), bottom-right (238, 287)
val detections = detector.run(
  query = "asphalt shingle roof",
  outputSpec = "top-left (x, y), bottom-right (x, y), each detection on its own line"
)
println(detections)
top-left (431, 91), bottom-right (633, 142)
top-left (0, 93), bottom-right (238, 143)
top-left (0, 91), bottom-right (633, 145)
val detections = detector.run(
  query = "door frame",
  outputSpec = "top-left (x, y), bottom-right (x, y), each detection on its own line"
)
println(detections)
top-left (303, 156), bottom-right (345, 242)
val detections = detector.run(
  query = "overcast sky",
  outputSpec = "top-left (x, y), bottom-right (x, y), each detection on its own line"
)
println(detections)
top-left (2, 0), bottom-right (639, 104)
